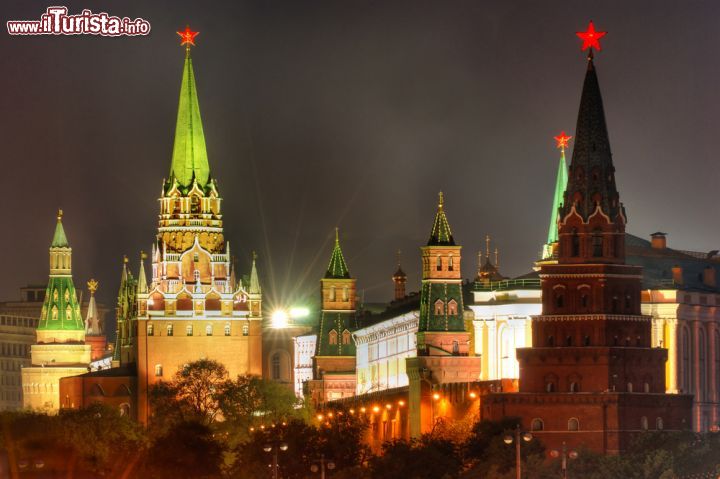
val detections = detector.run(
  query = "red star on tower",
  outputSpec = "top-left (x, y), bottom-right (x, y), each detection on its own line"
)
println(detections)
top-left (576, 21), bottom-right (606, 51)
top-left (554, 131), bottom-right (572, 151)
top-left (177, 25), bottom-right (199, 48)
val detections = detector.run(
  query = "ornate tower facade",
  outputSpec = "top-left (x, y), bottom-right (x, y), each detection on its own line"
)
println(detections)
top-left (483, 46), bottom-right (692, 453)
top-left (134, 35), bottom-right (262, 423)
top-left (22, 212), bottom-right (91, 412)
top-left (310, 229), bottom-right (358, 405)
top-left (406, 193), bottom-right (480, 437)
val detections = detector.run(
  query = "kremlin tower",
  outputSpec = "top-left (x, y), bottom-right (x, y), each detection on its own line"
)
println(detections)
top-left (84, 279), bottom-right (107, 361)
top-left (22, 212), bottom-right (91, 412)
top-left (483, 23), bottom-right (692, 453)
top-left (124, 28), bottom-right (263, 422)
top-left (406, 193), bottom-right (481, 437)
top-left (309, 229), bottom-right (358, 406)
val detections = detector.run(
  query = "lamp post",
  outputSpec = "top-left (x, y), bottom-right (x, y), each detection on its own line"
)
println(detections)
top-left (550, 442), bottom-right (578, 479)
top-left (263, 441), bottom-right (289, 479)
top-left (503, 425), bottom-right (532, 479)
top-left (310, 453), bottom-right (335, 479)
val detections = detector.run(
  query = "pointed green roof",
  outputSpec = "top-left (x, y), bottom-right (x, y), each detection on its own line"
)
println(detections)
top-left (325, 229), bottom-right (351, 279)
top-left (249, 252), bottom-right (261, 294)
top-left (51, 210), bottom-right (68, 247)
top-left (169, 50), bottom-right (210, 190)
top-left (547, 150), bottom-right (569, 245)
top-left (427, 192), bottom-right (455, 246)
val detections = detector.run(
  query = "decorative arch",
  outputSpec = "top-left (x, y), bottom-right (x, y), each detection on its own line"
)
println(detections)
top-left (328, 329), bottom-right (338, 345)
top-left (531, 418), bottom-right (544, 431)
top-left (434, 299), bottom-right (445, 315)
top-left (568, 418), bottom-right (579, 431)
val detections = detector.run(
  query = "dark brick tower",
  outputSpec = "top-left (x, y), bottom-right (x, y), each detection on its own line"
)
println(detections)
top-left (483, 52), bottom-right (692, 454)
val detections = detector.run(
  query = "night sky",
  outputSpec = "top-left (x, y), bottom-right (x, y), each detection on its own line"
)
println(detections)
top-left (1, 1), bottom-right (719, 316)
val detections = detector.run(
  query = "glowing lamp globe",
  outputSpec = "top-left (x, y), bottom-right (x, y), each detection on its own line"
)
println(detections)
top-left (271, 310), bottom-right (289, 329)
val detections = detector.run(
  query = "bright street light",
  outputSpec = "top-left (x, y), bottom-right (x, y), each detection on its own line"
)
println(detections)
top-left (271, 310), bottom-right (289, 329)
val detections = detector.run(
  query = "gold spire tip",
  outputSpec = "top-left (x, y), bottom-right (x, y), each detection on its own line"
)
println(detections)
top-left (87, 279), bottom-right (99, 293)
top-left (140, 250), bottom-right (147, 260)
top-left (438, 191), bottom-right (444, 208)
top-left (123, 255), bottom-right (128, 264)
top-left (57, 209), bottom-right (63, 221)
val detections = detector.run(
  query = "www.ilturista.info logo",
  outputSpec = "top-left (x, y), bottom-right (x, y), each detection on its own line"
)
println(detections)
top-left (7, 6), bottom-right (151, 36)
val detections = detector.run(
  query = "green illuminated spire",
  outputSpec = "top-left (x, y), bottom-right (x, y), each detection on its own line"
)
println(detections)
top-left (547, 150), bottom-right (569, 245)
top-left (427, 192), bottom-right (455, 246)
top-left (37, 212), bottom-right (84, 333)
top-left (169, 49), bottom-right (210, 191)
top-left (51, 210), bottom-right (68, 247)
top-left (325, 228), bottom-right (351, 279)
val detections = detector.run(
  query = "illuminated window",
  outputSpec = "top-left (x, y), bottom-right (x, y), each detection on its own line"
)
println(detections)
top-left (51, 306), bottom-right (58, 320)
top-left (166, 324), bottom-right (173, 336)
top-left (205, 324), bottom-right (212, 336)
top-left (448, 256), bottom-right (454, 271)
top-left (186, 324), bottom-right (193, 336)
top-left (447, 299), bottom-right (458, 315)
top-left (329, 329), bottom-right (338, 345)
top-left (329, 286), bottom-right (336, 302)
top-left (627, 382), bottom-right (633, 393)
top-left (147, 323), bottom-right (154, 336)
top-left (242, 323), bottom-right (249, 336)
top-left (452, 341), bottom-right (459, 355)
top-left (434, 300), bottom-right (444, 315)
top-left (342, 330), bottom-right (351, 345)
top-left (224, 323), bottom-right (231, 336)
top-left (155, 364), bottom-right (163, 377)
top-left (436, 256), bottom-right (442, 271)
top-left (343, 286), bottom-right (349, 302)
top-left (641, 416), bottom-right (648, 430)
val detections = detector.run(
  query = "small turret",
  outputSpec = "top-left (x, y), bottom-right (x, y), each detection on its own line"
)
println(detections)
top-left (392, 250), bottom-right (407, 301)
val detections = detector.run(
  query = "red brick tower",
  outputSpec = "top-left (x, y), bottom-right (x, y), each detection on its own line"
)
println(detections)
top-left (483, 44), bottom-right (692, 454)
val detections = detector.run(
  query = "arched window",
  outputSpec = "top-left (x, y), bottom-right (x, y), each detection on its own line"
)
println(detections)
top-left (656, 417), bottom-right (664, 430)
top-left (342, 286), bottom-right (349, 301)
top-left (272, 353), bottom-right (281, 380)
top-left (119, 403), bottom-right (131, 417)
top-left (644, 382), bottom-right (650, 393)
top-left (329, 329), bottom-right (338, 345)
top-left (447, 299), bottom-right (458, 315)
top-left (147, 323), bottom-right (154, 336)
top-left (166, 324), bottom-right (173, 337)
top-left (592, 229), bottom-right (603, 257)
top-left (224, 323), bottom-right (231, 336)
top-left (342, 329), bottom-right (351, 345)
top-left (448, 256), bottom-right (454, 271)
top-left (186, 324), bottom-right (193, 336)
top-left (531, 418), bottom-right (544, 431)
top-left (555, 293), bottom-right (564, 309)
top-left (51, 305), bottom-right (58, 320)
top-left (641, 416), bottom-right (648, 430)
top-left (436, 256), bottom-right (442, 271)
top-left (565, 336), bottom-right (573, 346)
top-left (205, 324), bottom-right (213, 336)
top-left (452, 341), bottom-right (459, 355)
top-left (583, 335), bottom-right (591, 346)
top-left (569, 382), bottom-right (578, 393)
top-left (434, 300), bottom-right (445, 315)
top-left (242, 323), bottom-right (249, 336)
top-left (568, 418), bottom-right (579, 431)
top-left (155, 364), bottom-right (163, 377)
top-left (329, 286), bottom-right (336, 302)
top-left (547, 336), bottom-right (555, 347)
top-left (580, 293), bottom-right (589, 308)
top-left (627, 382), bottom-right (633, 393)
top-left (544, 374), bottom-right (558, 392)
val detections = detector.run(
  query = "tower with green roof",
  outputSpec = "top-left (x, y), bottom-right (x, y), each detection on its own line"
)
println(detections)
top-left (311, 229), bottom-right (358, 405)
top-left (22, 211), bottom-right (91, 412)
top-left (542, 133), bottom-right (570, 260)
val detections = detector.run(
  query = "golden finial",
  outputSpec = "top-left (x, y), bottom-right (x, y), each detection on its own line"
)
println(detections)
top-left (334, 227), bottom-right (339, 243)
top-left (87, 279), bottom-right (99, 294)
top-left (57, 209), bottom-right (63, 221)
top-left (438, 191), bottom-right (444, 208)
top-left (140, 250), bottom-right (147, 260)
top-left (123, 255), bottom-right (128, 264)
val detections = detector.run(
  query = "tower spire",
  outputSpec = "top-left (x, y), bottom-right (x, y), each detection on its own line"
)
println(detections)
top-left (325, 228), bottom-right (351, 279)
top-left (249, 251), bottom-right (261, 294)
top-left (137, 251), bottom-right (148, 294)
top-left (169, 26), bottom-right (210, 192)
top-left (428, 191), bottom-right (455, 246)
top-left (85, 279), bottom-right (101, 335)
top-left (543, 133), bottom-right (571, 259)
